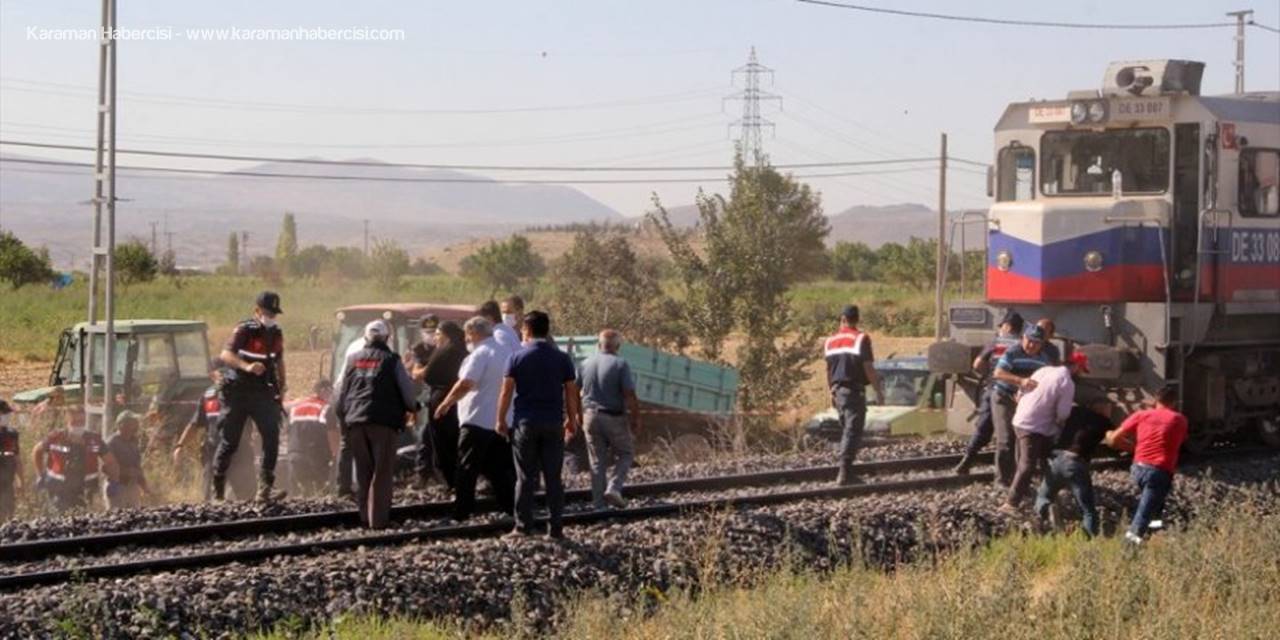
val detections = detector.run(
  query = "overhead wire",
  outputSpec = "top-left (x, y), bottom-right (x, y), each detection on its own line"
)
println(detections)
top-left (794, 0), bottom-right (1239, 30)
top-left (0, 77), bottom-right (729, 115)
top-left (0, 139), bottom-right (940, 172)
top-left (0, 156), bottom-right (939, 186)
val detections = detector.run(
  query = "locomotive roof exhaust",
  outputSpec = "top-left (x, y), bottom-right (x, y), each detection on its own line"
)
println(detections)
top-left (1101, 59), bottom-right (1204, 97)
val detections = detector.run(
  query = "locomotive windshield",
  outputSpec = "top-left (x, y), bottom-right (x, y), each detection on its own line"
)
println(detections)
top-left (1040, 127), bottom-right (1170, 195)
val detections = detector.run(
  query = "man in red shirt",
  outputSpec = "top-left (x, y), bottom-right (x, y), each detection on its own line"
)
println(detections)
top-left (1106, 385), bottom-right (1188, 544)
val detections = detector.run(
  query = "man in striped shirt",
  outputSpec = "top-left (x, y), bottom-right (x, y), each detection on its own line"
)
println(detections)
top-left (824, 305), bottom-right (885, 485)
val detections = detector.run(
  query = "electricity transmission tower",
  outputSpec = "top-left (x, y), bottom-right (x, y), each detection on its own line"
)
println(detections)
top-left (724, 47), bottom-right (781, 163)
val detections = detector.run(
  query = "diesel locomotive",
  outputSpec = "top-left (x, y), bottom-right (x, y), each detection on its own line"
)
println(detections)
top-left (930, 59), bottom-right (1280, 450)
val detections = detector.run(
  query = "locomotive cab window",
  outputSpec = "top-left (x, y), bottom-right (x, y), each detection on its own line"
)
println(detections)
top-left (1040, 128), bottom-right (1170, 195)
top-left (997, 144), bottom-right (1035, 201)
top-left (1239, 149), bottom-right (1279, 217)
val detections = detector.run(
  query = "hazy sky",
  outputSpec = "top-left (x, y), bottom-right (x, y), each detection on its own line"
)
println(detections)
top-left (2, 0), bottom-right (1277, 218)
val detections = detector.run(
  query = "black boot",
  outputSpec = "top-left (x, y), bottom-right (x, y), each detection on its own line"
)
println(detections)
top-left (255, 472), bottom-right (286, 502)
top-left (953, 452), bottom-right (977, 476)
top-left (212, 475), bottom-right (226, 501)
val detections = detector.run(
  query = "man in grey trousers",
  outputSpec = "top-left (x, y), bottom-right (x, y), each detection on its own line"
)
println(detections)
top-left (577, 329), bottom-right (641, 509)
top-left (334, 320), bottom-right (417, 529)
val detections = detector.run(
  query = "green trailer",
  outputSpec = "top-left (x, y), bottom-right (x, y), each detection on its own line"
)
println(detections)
top-left (556, 336), bottom-right (739, 453)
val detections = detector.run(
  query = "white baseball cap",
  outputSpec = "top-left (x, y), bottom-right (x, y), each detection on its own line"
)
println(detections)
top-left (364, 320), bottom-right (390, 342)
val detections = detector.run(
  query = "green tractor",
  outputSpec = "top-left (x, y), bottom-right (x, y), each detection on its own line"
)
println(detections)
top-left (13, 320), bottom-right (212, 436)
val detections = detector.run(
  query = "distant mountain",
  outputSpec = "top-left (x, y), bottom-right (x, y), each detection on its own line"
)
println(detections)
top-left (0, 153), bottom-right (620, 269)
top-left (826, 203), bottom-right (942, 247)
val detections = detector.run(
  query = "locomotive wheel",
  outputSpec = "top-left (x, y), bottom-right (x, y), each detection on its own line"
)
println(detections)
top-left (1260, 417), bottom-right (1280, 449)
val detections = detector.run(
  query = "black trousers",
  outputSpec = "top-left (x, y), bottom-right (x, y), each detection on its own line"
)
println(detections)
top-left (834, 386), bottom-right (867, 463)
top-left (963, 385), bottom-right (995, 457)
top-left (418, 388), bottom-right (459, 489)
top-left (512, 420), bottom-right (566, 535)
top-left (453, 424), bottom-right (515, 521)
top-left (334, 428), bottom-right (355, 497)
top-left (213, 389), bottom-right (280, 485)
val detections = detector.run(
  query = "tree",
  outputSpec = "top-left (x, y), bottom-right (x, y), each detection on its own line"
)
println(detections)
top-left (324, 246), bottom-right (367, 280)
top-left (547, 230), bottom-right (682, 348)
top-left (369, 240), bottom-right (410, 291)
top-left (830, 241), bottom-right (878, 282)
top-left (275, 213), bottom-right (298, 273)
top-left (292, 244), bottom-right (332, 278)
top-left (224, 232), bottom-right (240, 276)
top-left (875, 237), bottom-right (936, 290)
top-left (115, 240), bottom-right (158, 287)
top-left (649, 153), bottom-right (829, 428)
top-left (158, 249), bottom-right (178, 276)
top-left (409, 257), bottom-right (445, 276)
top-left (458, 235), bottom-right (546, 297)
top-left (0, 230), bottom-right (55, 289)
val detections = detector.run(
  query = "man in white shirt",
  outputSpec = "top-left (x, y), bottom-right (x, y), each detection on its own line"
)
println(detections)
top-left (999, 353), bottom-right (1088, 515)
top-left (434, 316), bottom-right (516, 521)
top-left (479, 300), bottom-right (522, 352)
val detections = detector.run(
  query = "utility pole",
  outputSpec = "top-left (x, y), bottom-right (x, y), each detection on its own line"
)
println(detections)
top-left (241, 231), bottom-right (250, 272)
top-left (935, 133), bottom-right (948, 341)
top-left (724, 47), bottom-right (782, 163)
top-left (1227, 10), bottom-right (1252, 94)
top-left (363, 219), bottom-right (370, 256)
top-left (86, 0), bottom-right (118, 437)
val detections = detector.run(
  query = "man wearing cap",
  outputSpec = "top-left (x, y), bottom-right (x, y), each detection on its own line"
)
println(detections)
top-left (0, 400), bottom-right (22, 521)
top-left (823, 305), bottom-right (885, 485)
top-left (998, 353), bottom-right (1089, 516)
top-left (990, 325), bottom-right (1056, 486)
top-left (213, 291), bottom-right (287, 502)
top-left (955, 311), bottom-right (1024, 474)
top-left (334, 320), bottom-right (418, 529)
top-left (103, 411), bottom-right (150, 509)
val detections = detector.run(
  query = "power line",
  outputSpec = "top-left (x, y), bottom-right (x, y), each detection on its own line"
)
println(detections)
top-left (0, 114), bottom-right (731, 150)
top-left (0, 156), bottom-right (939, 185)
top-left (1248, 20), bottom-right (1280, 34)
top-left (0, 139), bottom-right (939, 172)
top-left (725, 47), bottom-right (781, 161)
top-left (0, 77), bottom-right (728, 115)
top-left (794, 0), bottom-right (1239, 30)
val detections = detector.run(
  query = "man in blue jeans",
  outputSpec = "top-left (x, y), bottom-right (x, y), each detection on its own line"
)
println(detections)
top-left (1034, 395), bottom-right (1113, 537)
top-left (497, 310), bottom-right (581, 539)
top-left (1106, 385), bottom-right (1188, 544)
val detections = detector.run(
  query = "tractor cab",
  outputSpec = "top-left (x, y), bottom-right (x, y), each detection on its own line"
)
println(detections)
top-left (327, 304), bottom-right (474, 382)
top-left (13, 320), bottom-right (211, 433)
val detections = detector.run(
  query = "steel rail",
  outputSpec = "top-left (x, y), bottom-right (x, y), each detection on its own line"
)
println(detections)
top-left (0, 452), bottom-right (986, 563)
top-left (1, 446), bottom-right (1271, 591)
top-left (0, 468), bottom-right (998, 591)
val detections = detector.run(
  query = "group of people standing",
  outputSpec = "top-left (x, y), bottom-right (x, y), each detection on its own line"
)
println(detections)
top-left (333, 296), bottom-right (641, 535)
top-left (955, 310), bottom-right (1188, 542)
top-left (0, 396), bottom-right (153, 517)
top-left (825, 304), bottom-right (1189, 543)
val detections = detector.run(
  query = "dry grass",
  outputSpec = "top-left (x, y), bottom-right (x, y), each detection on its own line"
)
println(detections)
top-left (264, 504), bottom-right (1280, 639)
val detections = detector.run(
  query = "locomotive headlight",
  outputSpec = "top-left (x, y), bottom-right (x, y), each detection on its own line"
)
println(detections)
top-left (335, 311), bottom-right (345, 321)
top-left (996, 250), bottom-right (1013, 272)
top-left (1070, 102), bottom-right (1089, 124)
top-left (1084, 250), bottom-right (1104, 272)
top-left (1088, 101), bottom-right (1108, 123)
top-left (382, 311), bottom-right (394, 320)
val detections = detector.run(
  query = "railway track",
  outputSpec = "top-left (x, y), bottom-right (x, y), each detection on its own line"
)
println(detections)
top-left (0, 452), bottom-right (993, 590)
top-left (0, 451), bottom-right (983, 563)
top-left (0, 446), bottom-right (1265, 591)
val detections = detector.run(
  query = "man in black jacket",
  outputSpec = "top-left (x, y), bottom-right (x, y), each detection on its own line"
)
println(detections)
top-left (334, 320), bottom-right (417, 529)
